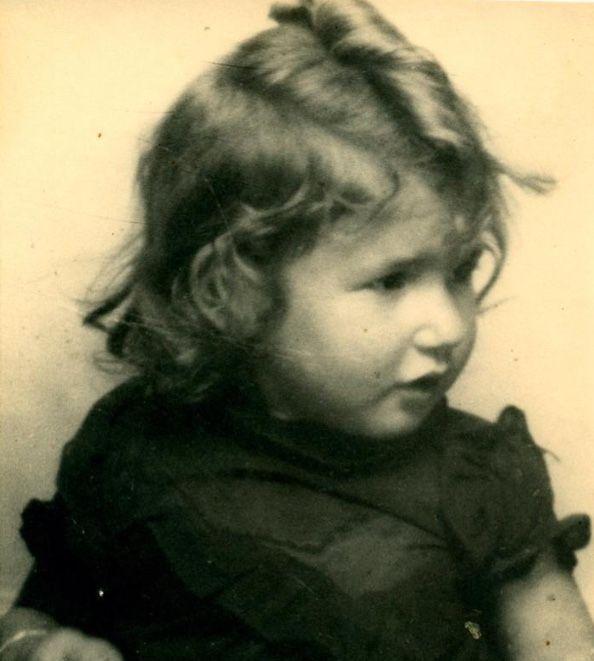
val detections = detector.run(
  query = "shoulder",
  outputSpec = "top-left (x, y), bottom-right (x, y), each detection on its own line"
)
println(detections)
top-left (58, 378), bottom-right (160, 489)
top-left (439, 404), bottom-right (560, 580)
top-left (442, 403), bottom-right (544, 457)
top-left (439, 403), bottom-right (552, 503)
top-left (21, 381), bottom-right (263, 595)
top-left (437, 403), bottom-right (547, 478)
top-left (56, 378), bottom-right (225, 533)
top-left (441, 402), bottom-right (551, 485)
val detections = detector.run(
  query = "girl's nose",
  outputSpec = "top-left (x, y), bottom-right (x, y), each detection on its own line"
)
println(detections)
top-left (412, 286), bottom-right (469, 355)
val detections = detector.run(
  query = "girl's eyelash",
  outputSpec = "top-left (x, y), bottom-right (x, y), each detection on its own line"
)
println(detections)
top-left (451, 249), bottom-right (483, 283)
top-left (372, 270), bottom-right (409, 292)
top-left (370, 249), bottom-right (483, 293)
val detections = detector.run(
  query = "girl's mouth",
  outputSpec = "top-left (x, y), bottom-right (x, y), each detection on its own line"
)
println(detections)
top-left (407, 373), bottom-right (444, 390)
top-left (396, 372), bottom-right (446, 398)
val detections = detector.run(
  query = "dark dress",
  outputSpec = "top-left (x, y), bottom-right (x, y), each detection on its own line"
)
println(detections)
top-left (16, 379), bottom-right (590, 660)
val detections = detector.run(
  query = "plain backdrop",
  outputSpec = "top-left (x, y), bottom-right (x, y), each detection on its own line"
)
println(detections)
top-left (1, 0), bottom-right (593, 616)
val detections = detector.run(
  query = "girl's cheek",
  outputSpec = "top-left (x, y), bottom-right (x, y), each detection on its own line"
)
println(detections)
top-left (456, 313), bottom-right (478, 367)
top-left (465, 299), bottom-right (479, 341)
top-left (344, 325), bottom-right (408, 378)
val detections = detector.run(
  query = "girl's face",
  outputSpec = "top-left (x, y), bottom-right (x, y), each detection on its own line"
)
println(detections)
top-left (256, 172), bottom-right (480, 440)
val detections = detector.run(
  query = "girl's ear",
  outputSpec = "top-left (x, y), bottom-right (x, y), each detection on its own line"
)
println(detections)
top-left (186, 238), bottom-right (272, 340)
top-left (187, 242), bottom-right (231, 332)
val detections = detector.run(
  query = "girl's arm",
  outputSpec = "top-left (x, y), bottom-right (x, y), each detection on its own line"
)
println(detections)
top-left (0, 553), bottom-right (124, 660)
top-left (498, 548), bottom-right (594, 660)
top-left (0, 608), bottom-right (123, 660)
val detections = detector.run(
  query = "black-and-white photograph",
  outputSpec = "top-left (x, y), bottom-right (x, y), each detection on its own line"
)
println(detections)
top-left (1, 1), bottom-right (593, 658)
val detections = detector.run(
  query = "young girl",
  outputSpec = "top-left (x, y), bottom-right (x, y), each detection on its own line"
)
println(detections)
top-left (1, 0), bottom-right (593, 659)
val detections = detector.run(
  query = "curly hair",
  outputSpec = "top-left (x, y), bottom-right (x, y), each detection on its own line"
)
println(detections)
top-left (85, 0), bottom-right (547, 401)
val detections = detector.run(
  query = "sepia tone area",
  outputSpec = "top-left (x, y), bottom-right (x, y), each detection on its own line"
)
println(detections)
top-left (1, 0), bottom-right (593, 618)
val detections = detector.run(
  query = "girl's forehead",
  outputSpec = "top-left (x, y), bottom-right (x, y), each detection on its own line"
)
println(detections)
top-left (281, 171), bottom-right (483, 295)
top-left (329, 171), bottom-right (473, 257)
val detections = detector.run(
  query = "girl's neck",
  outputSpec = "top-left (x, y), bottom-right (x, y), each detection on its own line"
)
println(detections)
top-left (220, 384), bottom-right (449, 474)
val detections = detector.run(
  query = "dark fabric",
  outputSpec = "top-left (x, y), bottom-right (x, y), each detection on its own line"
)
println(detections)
top-left (17, 379), bottom-right (590, 660)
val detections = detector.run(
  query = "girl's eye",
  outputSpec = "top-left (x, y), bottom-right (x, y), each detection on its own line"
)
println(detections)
top-left (451, 249), bottom-right (482, 286)
top-left (372, 270), bottom-right (409, 292)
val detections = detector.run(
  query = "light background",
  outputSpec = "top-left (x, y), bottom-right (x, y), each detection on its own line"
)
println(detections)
top-left (1, 0), bottom-right (593, 615)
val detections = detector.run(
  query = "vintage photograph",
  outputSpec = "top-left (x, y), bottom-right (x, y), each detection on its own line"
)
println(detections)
top-left (1, 0), bottom-right (593, 658)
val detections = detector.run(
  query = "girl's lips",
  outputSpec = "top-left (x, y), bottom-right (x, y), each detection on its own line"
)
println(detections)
top-left (394, 372), bottom-right (447, 401)
top-left (400, 372), bottom-right (446, 390)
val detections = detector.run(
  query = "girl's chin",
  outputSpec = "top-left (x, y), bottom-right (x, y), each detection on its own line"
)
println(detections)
top-left (367, 394), bottom-right (444, 439)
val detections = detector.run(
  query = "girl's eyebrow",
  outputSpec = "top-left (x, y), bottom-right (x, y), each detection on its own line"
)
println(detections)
top-left (377, 252), bottom-right (436, 272)
top-left (356, 250), bottom-right (441, 281)
top-left (372, 240), bottom-right (483, 274)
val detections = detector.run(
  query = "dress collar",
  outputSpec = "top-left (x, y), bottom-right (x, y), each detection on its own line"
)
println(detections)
top-left (215, 389), bottom-right (450, 476)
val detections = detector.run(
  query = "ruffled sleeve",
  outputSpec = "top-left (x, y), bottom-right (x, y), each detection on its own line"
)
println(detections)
top-left (440, 406), bottom-right (590, 584)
